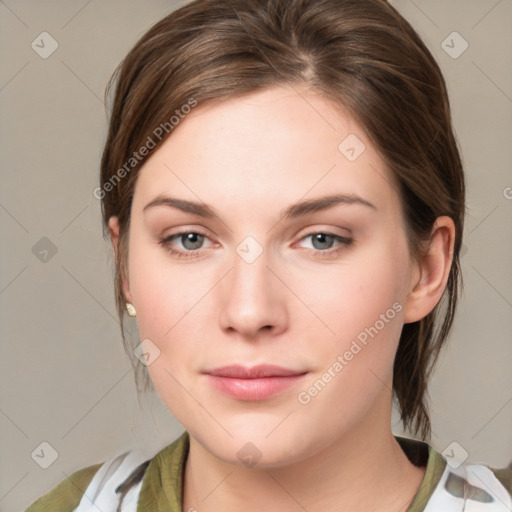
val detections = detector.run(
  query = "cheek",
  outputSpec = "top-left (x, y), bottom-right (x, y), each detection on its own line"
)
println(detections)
top-left (127, 238), bottom-right (202, 338)
top-left (293, 268), bottom-right (406, 424)
top-left (291, 237), bottom-right (408, 335)
top-left (290, 237), bottom-right (409, 396)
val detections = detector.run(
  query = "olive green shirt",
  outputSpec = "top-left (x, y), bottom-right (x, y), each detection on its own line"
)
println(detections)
top-left (25, 432), bottom-right (512, 512)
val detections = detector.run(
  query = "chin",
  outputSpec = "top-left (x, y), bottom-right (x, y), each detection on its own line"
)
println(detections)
top-left (195, 422), bottom-right (320, 469)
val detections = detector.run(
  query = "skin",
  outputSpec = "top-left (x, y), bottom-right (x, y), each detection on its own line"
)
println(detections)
top-left (109, 85), bottom-right (455, 512)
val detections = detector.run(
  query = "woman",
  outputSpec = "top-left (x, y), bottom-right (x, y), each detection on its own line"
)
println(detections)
top-left (26, 0), bottom-right (511, 510)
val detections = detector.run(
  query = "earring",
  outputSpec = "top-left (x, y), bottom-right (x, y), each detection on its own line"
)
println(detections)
top-left (126, 303), bottom-right (137, 317)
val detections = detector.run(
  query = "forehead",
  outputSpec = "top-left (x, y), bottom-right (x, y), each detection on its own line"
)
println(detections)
top-left (133, 85), bottom-right (400, 220)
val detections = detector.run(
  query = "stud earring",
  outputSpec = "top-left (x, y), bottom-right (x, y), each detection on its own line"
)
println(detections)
top-left (126, 303), bottom-right (137, 317)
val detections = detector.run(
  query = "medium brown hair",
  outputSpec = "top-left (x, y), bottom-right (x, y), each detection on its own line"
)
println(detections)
top-left (100, 0), bottom-right (465, 440)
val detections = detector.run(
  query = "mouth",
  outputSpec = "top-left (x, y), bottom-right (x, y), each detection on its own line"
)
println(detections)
top-left (203, 364), bottom-right (309, 401)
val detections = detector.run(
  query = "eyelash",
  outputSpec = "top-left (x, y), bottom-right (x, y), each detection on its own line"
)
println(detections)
top-left (159, 230), bottom-right (353, 259)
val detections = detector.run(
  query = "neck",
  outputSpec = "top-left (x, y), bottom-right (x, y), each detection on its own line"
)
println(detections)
top-left (182, 396), bottom-right (425, 512)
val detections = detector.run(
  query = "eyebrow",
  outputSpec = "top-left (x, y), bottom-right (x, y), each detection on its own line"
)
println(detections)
top-left (142, 193), bottom-right (377, 219)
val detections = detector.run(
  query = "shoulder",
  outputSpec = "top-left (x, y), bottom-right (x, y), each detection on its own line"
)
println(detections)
top-left (423, 460), bottom-right (512, 511)
top-left (24, 462), bottom-right (103, 512)
top-left (24, 433), bottom-right (190, 512)
top-left (394, 436), bottom-right (512, 511)
top-left (422, 447), bottom-right (512, 511)
top-left (24, 450), bottom-right (150, 512)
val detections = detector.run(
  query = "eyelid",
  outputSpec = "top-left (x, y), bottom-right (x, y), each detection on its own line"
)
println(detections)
top-left (160, 226), bottom-right (353, 259)
top-left (160, 225), bottom-right (350, 245)
top-left (294, 223), bottom-right (352, 239)
top-left (161, 227), bottom-right (216, 248)
top-left (293, 230), bottom-right (352, 254)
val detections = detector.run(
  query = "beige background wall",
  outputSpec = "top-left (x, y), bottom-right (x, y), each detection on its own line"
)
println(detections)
top-left (0, 1), bottom-right (510, 510)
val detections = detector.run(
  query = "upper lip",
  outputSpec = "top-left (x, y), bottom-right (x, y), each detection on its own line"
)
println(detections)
top-left (204, 364), bottom-right (307, 378)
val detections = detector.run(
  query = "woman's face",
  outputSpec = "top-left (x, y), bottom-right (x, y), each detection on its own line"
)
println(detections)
top-left (121, 85), bottom-right (421, 467)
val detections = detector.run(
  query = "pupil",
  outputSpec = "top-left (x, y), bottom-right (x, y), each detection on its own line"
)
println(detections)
top-left (183, 233), bottom-right (202, 249)
top-left (313, 233), bottom-right (331, 250)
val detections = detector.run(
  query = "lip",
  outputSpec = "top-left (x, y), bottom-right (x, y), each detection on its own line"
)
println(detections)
top-left (204, 364), bottom-right (306, 378)
top-left (203, 364), bottom-right (308, 401)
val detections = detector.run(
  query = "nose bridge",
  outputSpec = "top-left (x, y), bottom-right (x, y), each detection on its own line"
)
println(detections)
top-left (232, 242), bottom-right (269, 296)
top-left (218, 237), bottom-right (284, 336)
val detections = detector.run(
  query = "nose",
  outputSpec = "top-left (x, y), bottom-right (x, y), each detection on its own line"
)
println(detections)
top-left (218, 244), bottom-right (287, 340)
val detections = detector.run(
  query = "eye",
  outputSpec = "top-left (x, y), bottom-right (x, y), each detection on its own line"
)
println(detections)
top-left (298, 232), bottom-right (353, 256)
top-left (159, 230), bottom-right (213, 258)
top-left (159, 230), bottom-right (353, 259)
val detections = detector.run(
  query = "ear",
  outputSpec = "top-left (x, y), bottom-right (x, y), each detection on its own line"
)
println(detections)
top-left (108, 216), bottom-right (133, 303)
top-left (403, 216), bottom-right (456, 324)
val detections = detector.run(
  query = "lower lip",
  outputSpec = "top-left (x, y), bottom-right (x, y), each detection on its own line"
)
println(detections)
top-left (205, 374), bottom-right (308, 401)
